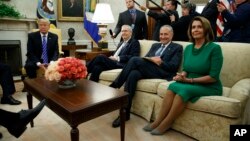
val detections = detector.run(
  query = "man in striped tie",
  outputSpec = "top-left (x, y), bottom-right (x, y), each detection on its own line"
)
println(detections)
top-left (25, 18), bottom-right (59, 78)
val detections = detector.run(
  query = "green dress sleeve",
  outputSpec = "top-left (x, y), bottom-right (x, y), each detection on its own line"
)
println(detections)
top-left (209, 44), bottom-right (223, 80)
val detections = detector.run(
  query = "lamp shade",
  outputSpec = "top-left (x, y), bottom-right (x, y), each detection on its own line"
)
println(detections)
top-left (92, 3), bottom-right (115, 24)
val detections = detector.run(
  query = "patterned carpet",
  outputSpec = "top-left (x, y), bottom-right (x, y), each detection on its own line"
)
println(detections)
top-left (0, 81), bottom-right (24, 98)
top-left (0, 81), bottom-right (196, 141)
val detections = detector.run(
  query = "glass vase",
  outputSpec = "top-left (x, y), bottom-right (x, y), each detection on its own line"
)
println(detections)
top-left (58, 79), bottom-right (76, 89)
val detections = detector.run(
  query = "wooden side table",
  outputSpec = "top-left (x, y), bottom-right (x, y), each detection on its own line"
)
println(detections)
top-left (62, 45), bottom-right (87, 57)
top-left (75, 48), bottom-right (115, 62)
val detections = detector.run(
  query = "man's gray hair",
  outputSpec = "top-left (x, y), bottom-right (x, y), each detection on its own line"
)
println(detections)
top-left (160, 25), bottom-right (173, 33)
top-left (122, 25), bottom-right (133, 32)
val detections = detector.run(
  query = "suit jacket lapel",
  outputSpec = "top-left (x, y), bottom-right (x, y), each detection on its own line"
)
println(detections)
top-left (114, 41), bottom-right (125, 56)
top-left (35, 31), bottom-right (43, 53)
top-left (161, 42), bottom-right (173, 57)
top-left (47, 32), bottom-right (51, 46)
top-left (120, 39), bottom-right (132, 55)
top-left (146, 43), bottom-right (162, 57)
top-left (134, 10), bottom-right (139, 23)
top-left (125, 10), bottom-right (133, 24)
top-left (47, 32), bottom-right (53, 52)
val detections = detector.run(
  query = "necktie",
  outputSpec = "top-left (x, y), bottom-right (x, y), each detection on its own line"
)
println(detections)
top-left (130, 10), bottom-right (136, 23)
top-left (114, 42), bottom-right (127, 57)
top-left (155, 45), bottom-right (164, 56)
top-left (42, 35), bottom-right (48, 64)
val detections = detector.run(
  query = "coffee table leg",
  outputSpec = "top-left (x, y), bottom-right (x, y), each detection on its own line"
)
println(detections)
top-left (27, 93), bottom-right (34, 127)
top-left (120, 108), bottom-right (126, 141)
top-left (70, 125), bottom-right (79, 141)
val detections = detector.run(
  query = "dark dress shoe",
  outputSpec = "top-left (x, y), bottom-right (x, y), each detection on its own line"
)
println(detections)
top-left (0, 132), bottom-right (2, 139)
top-left (112, 115), bottom-right (130, 128)
top-left (109, 82), bottom-right (118, 88)
top-left (1, 96), bottom-right (21, 105)
top-left (7, 99), bottom-right (46, 138)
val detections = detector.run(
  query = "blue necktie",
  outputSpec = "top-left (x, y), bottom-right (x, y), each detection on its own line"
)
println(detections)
top-left (155, 45), bottom-right (164, 56)
top-left (42, 35), bottom-right (48, 64)
top-left (130, 10), bottom-right (136, 23)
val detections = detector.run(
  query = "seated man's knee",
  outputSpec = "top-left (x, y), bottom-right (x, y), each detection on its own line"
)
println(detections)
top-left (24, 65), bottom-right (38, 78)
top-left (95, 54), bottom-right (107, 60)
top-left (129, 56), bottom-right (143, 63)
top-left (129, 70), bottom-right (141, 79)
top-left (2, 64), bottom-right (10, 71)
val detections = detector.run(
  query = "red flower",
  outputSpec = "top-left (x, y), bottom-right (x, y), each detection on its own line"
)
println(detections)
top-left (45, 57), bottom-right (88, 82)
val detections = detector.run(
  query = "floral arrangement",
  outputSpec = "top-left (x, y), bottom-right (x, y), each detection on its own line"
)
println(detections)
top-left (45, 57), bottom-right (87, 82)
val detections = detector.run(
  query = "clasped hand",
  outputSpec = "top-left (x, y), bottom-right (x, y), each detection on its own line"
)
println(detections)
top-left (150, 56), bottom-right (162, 66)
top-left (173, 73), bottom-right (187, 82)
top-left (38, 63), bottom-right (48, 71)
top-left (109, 56), bottom-right (118, 61)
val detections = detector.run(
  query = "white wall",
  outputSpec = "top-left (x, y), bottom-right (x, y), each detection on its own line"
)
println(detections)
top-left (1, 0), bottom-right (181, 41)
top-left (0, 0), bottom-right (183, 48)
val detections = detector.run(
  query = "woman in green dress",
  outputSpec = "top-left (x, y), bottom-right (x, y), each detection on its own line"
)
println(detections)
top-left (143, 16), bottom-right (223, 135)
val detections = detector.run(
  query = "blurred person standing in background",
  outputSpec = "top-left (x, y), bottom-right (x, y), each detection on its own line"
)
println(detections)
top-left (112, 0), bottom-right (148, 40)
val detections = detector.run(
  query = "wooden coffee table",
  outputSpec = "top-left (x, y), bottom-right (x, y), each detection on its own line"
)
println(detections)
top-left (23, 78), bottom-right (128, 141)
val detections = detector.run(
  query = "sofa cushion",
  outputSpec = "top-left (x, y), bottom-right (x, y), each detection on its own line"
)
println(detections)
top-left (158, 81), bottom-right (231, 97)
top-left (157, 82), bottom-right (240, 118)
top-left (187, 96), bottom-right (241, 118)
top-left (139, 40), bottom-right (158, 57)
top-left (99, 69), bottom-right (122, 81)
top-left (137, 79), bottom-right (167, 93)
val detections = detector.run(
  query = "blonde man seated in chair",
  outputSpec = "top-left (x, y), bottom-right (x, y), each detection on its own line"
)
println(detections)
top-left (25, 18), bottom-right (59, 78)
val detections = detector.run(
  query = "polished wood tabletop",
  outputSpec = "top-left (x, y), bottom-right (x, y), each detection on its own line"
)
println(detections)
top-left (24, 78), bottom-right (128, 141)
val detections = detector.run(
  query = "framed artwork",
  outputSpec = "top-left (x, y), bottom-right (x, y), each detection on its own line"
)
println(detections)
top-left (58, 0), bottom-right (84, 22)
top-left (146, 0), bottom-right (164, 9)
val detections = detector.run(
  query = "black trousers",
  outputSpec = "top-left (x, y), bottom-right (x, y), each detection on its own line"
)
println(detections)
top-left (110, 57), bottom-right (168, 113)
top-left (0, 63), bottom-right (16, 98)
top-left (0, 109), bottom-right (19, 128)
top-left (24, 63), bottom-right (39, 79)
top-left (87, 55), bottom-right (123, 82)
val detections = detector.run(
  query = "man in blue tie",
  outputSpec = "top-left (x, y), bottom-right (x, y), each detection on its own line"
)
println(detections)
top-left (25, 18), bottom-right (59, 78)
top-left (87, 25), bottom-right (140, 82)
top-left (110, 25), bottom-right (183, 128)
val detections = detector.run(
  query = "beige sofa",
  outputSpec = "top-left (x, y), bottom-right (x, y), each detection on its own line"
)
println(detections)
top-left (99, 40), bottom-right (250, 141)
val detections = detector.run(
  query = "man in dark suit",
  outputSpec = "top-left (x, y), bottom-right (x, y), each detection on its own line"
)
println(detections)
top-left (0, 63), bottom-right (21, 105)
top-left (201, 0), bottom-right (219, 38)
top-left (112, 0), bottom-right (148, 40)
top-left (110, 25), bottom-right (183, 127)
top-left (87, 25), bottom-right (140, 82)
top-left (0, 99), bottom-right (46, 138)
top-left (25, 18), bottom-right (59, 78)
top-left (140, 0), bottom-right (179, 41)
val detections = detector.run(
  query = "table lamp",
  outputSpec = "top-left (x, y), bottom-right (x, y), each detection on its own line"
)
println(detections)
top-left (92, 3), bottom-right (114, 49)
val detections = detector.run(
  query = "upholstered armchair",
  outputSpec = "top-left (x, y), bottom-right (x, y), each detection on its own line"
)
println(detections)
top-left (21, 28), bottom-right (63, 81)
